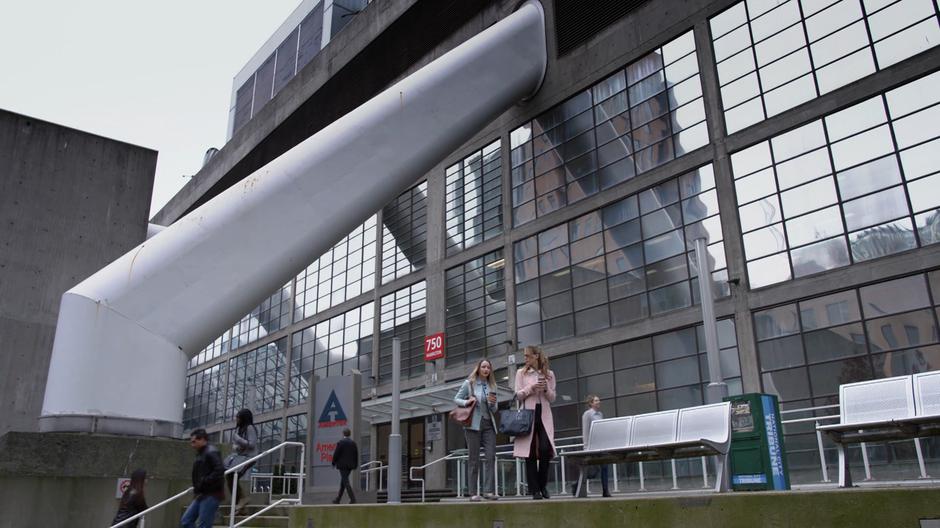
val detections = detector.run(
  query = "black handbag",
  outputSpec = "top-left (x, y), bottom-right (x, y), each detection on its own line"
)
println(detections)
top-left (498, 401), bottom-right (534, 436)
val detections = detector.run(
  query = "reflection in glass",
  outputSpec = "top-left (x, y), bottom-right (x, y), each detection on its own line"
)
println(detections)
top-left (511, 30), bottom-right (705, 225)
top-left (711, 0), bottom-right (940, 133)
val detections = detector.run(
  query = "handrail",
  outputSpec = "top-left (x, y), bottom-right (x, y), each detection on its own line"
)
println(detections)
top-left (110, 440), bottom-right (304, 528)
top-left (779, 404), bottom-right (840, 415)
top-left (409, 453), bottom-right (462, 502)
top-left (361, 460), bottom-right (387, 492)
top-left (110, 486), bottom-right (193, 528)
top-left (227, 441), bottom-right (304, 528)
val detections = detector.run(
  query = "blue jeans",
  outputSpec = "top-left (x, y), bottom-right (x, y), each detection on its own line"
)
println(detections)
top-left (180, 495), bottom-right (220, 528)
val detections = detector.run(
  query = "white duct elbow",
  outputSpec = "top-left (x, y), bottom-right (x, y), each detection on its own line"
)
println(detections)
top-left (40, 0), bottom-right (547, 437)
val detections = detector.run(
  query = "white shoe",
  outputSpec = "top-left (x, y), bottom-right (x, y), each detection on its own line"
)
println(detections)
top-left (470, 495), bottom-right (482, 502)
top-left (483, 493), bottom-right (498, 500)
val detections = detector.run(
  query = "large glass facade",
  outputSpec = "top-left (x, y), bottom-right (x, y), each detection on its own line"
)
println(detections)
top-left (289, 303), bottom-right (375, 405)
top-left (294, 216), bottom-right (378, 321)
top-left (445, 140), bottom-right (502, 256)
top-left (733, 71), bottom-right (940, 288)
top-left (382, 182), bottom-right (428, 283)
top-left (756, 271), bottom-right (940, 482)
top-left (514, 164), bottom-right (728, 346)
top-left (549, 321), bottom-right (742, 439)
top-left (444, 250), bottom-right (507, 366)
top-left (378, 281), bottom-right (427, 382)
top-left (225, 338), bottom-right (288, 420)
top-left (183, 363), bottom-right (227, 431)
top-left (189, 1), bottom-right (940, 490)
top-left (711, 0), bottom-right (940, 133)
top-left (757, 272), bottom-right (940, 407)
top-left (230, 285), bottom-right (292, 351)
top-left (510, 30), bottom-right (708, 226)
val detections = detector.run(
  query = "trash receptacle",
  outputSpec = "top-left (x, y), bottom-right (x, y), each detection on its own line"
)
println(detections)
top-left (723, 393), bottom-right (789, 491)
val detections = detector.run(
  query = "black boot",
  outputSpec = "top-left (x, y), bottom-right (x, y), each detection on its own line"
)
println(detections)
top-left (540, 487), bottom-right (550, 499)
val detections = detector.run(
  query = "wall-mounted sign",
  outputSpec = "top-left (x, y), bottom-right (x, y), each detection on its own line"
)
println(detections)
top-left (426, 414), bottom-right (443, 442)
top-left (115, 478), bottom-right (131, 499)
top-left (424, 332), bottom-right (445, 361)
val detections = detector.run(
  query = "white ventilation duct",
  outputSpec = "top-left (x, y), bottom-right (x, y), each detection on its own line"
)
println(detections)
top-left (39, 1), bottom-right (546, 437)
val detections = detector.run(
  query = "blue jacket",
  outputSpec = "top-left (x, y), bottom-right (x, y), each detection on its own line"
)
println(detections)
top-left (454, 378), bottom-right (498, 431)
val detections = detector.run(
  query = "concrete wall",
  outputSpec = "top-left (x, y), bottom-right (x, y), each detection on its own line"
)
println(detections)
top-left (0, 110), bottom-right (156, 435)
top-left (0, 432), bottom-right (191, 528)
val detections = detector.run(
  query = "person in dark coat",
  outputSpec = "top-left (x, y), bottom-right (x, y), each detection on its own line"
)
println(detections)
top-left (331, 428), bottom-right (359, 504)
top-left (112, 468), bottom-right (148, 527)
top-left (181, 428), bottom-right (226, 528)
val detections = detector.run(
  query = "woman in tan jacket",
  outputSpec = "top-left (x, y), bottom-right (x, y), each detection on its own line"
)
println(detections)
top-left (513, 345), bottom-right (556, 500)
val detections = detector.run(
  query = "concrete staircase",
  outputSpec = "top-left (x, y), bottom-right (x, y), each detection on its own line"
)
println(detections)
top-left (211, 503), bottom-right (290, 528)
top-left (376, 488), bottom-right (458, 503)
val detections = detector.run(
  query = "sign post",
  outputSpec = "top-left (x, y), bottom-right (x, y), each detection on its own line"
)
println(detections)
top-left (424, 333), bottom-right (445, 361)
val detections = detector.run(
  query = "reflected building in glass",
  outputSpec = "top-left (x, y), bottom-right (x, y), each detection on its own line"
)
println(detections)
top-left (161, 0), bottom-right (940, 488)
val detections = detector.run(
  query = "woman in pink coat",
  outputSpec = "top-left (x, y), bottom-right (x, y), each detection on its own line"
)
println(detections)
top-left (513, 345), bottom-right (556, 500)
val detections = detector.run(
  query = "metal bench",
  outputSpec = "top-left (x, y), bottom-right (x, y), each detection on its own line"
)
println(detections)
top-left (817, 372), bottom-right (940, 487)
top-left (565, 402), bottom-right (732, 494)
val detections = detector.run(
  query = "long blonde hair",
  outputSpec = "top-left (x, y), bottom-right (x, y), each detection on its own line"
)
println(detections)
top-left (521, 345), bottom-right (550, 377)
top-left (469, 358), bottom-right (497, 390)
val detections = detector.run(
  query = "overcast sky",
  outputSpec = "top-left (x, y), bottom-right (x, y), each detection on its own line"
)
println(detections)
top-left (0, 0), bottom-right (301, 217)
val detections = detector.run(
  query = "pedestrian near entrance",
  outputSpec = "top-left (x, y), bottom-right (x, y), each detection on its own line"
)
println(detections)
top-left (577, 395), bottom-right (611, 497)
top-left (181, 429), bottom-right (225, 528)
top-left (513, 346), bottom-right (556, 500)
top-left (224, 408), bottom-right (259, 515)
top-left (112, 468), bottom-right (148, 527)
top-left (331, 428), bottom-right (359, 504)
top-left (454, 358), bottom-right (499, 501)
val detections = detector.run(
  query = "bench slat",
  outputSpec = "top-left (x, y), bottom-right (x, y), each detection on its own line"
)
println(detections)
top-left (586, 416), bottom-right (633, 451)
top-left (629, 409), bottom-right (679, 448)
top-left (840, 375), bottom-right (914, 425)
top-left (677, 402), bottom-right (731, 446)
top-left (914, 371), bottom-right (940, 418)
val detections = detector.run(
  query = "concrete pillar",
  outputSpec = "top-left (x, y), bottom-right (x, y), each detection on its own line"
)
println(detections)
top-left (693, 20), bottom-right (761, 393)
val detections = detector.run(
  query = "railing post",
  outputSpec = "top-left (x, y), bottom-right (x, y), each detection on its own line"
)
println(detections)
top-left (701, 456), bottom-right (709, 488)
top-left (229, 462), bottom-right (239, 528)
top-left (298, 443), bottom-right (305, 499)
top-left (815, 422), bottom-right (830, 483)
top-left (639, 462), bottom-right (646, 492)
top-left (914, 438), bottom-right (930, 479)
top-left (457, 458), bottom-right (463, 497)
top-left (560, 454), bottom-right (566, 495)
top-left (612, 464), bottom-right (620, 493)
top-left (860, 441), bottom-right (873, 481)
top-left (516, 458), bottom-right (522, 496)
top-left (495, 457), bottom-right (501, 496)
top-left (671, 459), bottom-right (679, 490)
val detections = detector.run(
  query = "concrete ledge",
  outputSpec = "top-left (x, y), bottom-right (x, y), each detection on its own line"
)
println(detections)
top-left (38, 414), bottom-right (182, 438)
top-left (0, 432), bottom-right (192, 528)
top-left (289, 487), bottom-right (940, 528)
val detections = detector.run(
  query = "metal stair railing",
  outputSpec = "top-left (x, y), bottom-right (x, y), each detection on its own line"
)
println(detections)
top-left (408, 453), bottom-right (462, 503)
top-left (110, 487), bottom-right (193, 528)
top-left (109, 440), bottom-right (304, 528)
top-left (361, 460), bottom-right (386, 492)
top-left (225, 441), bottom-right (304, 528)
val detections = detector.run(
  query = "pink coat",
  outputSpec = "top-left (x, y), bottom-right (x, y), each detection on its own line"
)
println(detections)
top-left (512, 367), bottom-right (557, 458)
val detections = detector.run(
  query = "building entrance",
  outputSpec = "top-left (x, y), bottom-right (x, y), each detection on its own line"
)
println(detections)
top-left (375, 417), bottom-right (427, 489)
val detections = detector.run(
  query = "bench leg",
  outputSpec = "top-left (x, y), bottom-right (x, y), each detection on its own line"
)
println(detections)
top-left (575, 470), bottom-right (585, 498)
top-left (714, 453), bottom-right (730, 493)
top-left (837, 443), bottom-right (853, 488)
